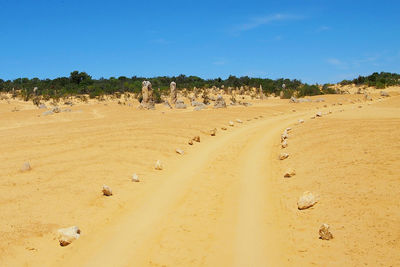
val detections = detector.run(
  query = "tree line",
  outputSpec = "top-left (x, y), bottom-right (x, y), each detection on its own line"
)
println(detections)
top-left (340, 72), bottom-right (400, 89)
top-left (0, 71), bottom-right (396, 101)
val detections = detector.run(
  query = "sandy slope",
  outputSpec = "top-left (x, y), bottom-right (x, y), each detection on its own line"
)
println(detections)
top-left (0, 89), bottom-right (399, 266)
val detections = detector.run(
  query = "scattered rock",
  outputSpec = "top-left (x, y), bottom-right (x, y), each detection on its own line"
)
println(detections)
top-left (194, 105), bottom-right (206, 111)
top-left (102, 185), bottom-right (112, 196)
top-left (57, 226), bottom-right (81, 246)
top-left (281, 132), bottom-right (289, 141)
top-left (297, 191), bottom-right (318, 210)
top-left (52, 107), bottom-right (61, 113)
top-left (163, 100), bottom-right (172, 109)
top-left (221, 127), bottom-right (227, 130)
top-left (286, 127), bottom-right (292, 132)
top-left (298, 119), bottom-right (304, 124)
top-left (279, 153), bottom-right (289, 160)
top-left (319, 223), bottom-right (333, 240)
top-left (132, 173), bottom-right (140, 182)
top-left (39, 104), bottom-right (47, 109)
top-left (236, 119), bottom-right (243, 123)
top-left (380, 91), bottom-right (389, 97)
top-left (42, 110), bottom-right (54, 116)
top-left (21, 162), bottom-right (31, 172)
top-left (214, 95), bottom-right (227, 109)
top-left (240, 101), bottom-right (252, 107)
top-left (155, 160), bottom-right (163, 170)
top-left (175, 100), bottom-right (187, 109)
top-left (175, 148), bottom-right (184, 155)
top-left (281, 139), bottom-right (288, 148)
top-left (229, 121), bottom-right (234, 126)
top-left (188, 139), bottom-right (194, 145)
top-left (284, 169), bottom-right (296, 178)
top-left (210, 128), bottom-right (217, 136)
top-left (192, 101), bottom-right (205, 107)
top-left (316, 111), bottom-right (322, 117)
top-left (193, 136), bottom-right (200, 142)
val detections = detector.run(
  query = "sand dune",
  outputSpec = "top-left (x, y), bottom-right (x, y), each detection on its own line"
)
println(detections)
top-left (0, 89), bottom-right (399, 266)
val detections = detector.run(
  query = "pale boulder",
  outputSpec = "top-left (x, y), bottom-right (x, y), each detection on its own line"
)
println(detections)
top-left (57, 226), bottom-right (81, 246)
top-left (297, 191), bottom-right (318, 210)
top-left (281, 139), bottom-right (288, 148)
top-left (155, 160), bottom-right (163, 170)
top-left (281, 132), bottom-right (289, 141)
top-left (102, 185), bottom-right (112, 196)
top-left (210, 128), bottom-right (217, 136)
top-left (132, 173), bottom-right (140, 182)
top-left (21, 161), bottom-right (31, 172)
top-left (319, 223), bottom-right (333, 240)
top-left (284, 169), bottom-right (296, 178)
top-left (176, 148), bottom-right (184, 155)
top-left (279, 153), bottom-right (289, 160)
top-left (193, 136), bottom-right (200, 142)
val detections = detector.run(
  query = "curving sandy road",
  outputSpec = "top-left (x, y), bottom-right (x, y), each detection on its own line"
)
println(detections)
top-left (45, 113), bottom-right (302, 267)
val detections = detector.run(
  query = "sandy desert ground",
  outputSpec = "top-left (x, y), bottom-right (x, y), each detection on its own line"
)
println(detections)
top-left (0, 87), bottom-right (399, 266)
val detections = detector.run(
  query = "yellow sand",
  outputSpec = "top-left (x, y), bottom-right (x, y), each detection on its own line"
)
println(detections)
top-left (0, 88), bottom-right (399, 266)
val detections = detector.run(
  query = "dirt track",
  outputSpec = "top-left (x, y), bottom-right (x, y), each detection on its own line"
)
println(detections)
top-left (1, 92), bottom-right (399, 266)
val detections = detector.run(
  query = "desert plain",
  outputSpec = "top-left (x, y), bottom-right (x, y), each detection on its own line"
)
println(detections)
top-left (1, 86), bottom-right (400, 266)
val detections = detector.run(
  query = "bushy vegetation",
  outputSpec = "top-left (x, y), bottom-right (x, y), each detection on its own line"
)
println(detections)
top-left (340, 72), bottom-right (400, 88)
top-left (0, 70), bottom-right (351, 101)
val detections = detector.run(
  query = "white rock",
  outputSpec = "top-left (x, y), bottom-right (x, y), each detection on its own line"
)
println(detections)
top-left (102, 185), bottom-right (112, 196)
top-left (21, 161), bottom-right (31, 172)
top-left (155, 160), bottom-right (163, 170)
top-left (316, 111), bottom-right (322, 117)
top-left (297, 191), bottom-right (318, 210)
top-left (279, 153), bottom-right (289, 160)
top-left (284, 169), bottom-right (296, 178)
top-left (319, 223), bottom-right (333, 240)
top-left (176, 148), bottom-right (184, 155)
top-left (132, 173), bottom-right (140, 182)
top-left (57, 226), bottom-right (80, 246)
top-left (298, 119), bottom-right (304, 124)
top-left (229, 121), bottom-right (234, 126)
top-left (380, 91), bottom-right (389, 97)
top-left (281, 139), bottom-right (288, 148)
top-left (236, 119), bottom-right (243, 123)
top-left (286, 127), bottom-right (292, 132)
top-left (281, 132), bottom-right (289, 141)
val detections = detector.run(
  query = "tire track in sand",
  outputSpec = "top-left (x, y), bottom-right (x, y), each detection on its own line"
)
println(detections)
top-left (48, 113), bottom-right (302, 267)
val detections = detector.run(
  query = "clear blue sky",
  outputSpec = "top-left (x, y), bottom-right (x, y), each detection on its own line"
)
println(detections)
top-left (0, 0), bottom-right (399, 83)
